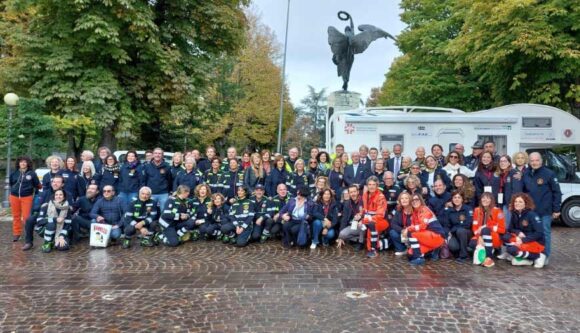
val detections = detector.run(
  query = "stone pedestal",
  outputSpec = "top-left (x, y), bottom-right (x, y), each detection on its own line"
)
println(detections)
top-left (327, 90), bottom-right (362, 112)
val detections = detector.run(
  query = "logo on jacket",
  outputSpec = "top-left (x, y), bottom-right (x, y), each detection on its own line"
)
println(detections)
top-left (459, 214), bottom-right (466, 222)
top-left (537, 178), bottom-right (544, 185)
top-left (522, 219), bottom-right (529, 227)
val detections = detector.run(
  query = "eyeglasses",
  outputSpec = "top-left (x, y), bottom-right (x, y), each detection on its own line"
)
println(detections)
top-left (411, 198), bottom-right (421, 202)
top-left (103, 190), bottom-right (113, 193)
top-left (449, 155), bottom-right (459, 159)
top-left (309, 161), bottom-right (317, 164)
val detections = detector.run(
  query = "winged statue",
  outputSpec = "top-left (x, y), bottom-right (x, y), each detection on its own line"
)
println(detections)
top-left (328, 11), bottom-right (397, 91)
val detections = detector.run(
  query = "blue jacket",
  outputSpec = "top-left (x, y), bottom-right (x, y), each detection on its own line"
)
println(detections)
top-left (473, 168), bottom-right (501, 204)
top-left (203, 169), bottom-right (223, 195)
top-left (339, 197), bottom-right (363, 231)
top-left (77, 174), bottom-right (100, 197)
top-left (498, 169), bottom-right (523, 208)
top-left (123, 198), bottom-right (158, 227)
top-left (61, 170), bottom-right (80, 200)
top-left (72, 195), bottom-right (99, 220)
top-left (9, 169), bottom-right (40, 197)
top-left (420, 168), bottom-right (451, 194)
top-left (327, 170), bottom-right (345, 200)
top-left (508, 209), bottom-right (544, 244)
top-left (220, 168), bottom-right (245, 200)
top-left (344, 164), bottom-right (369, 189)
top-left (312, 201), bottom-right (340, 229)
top-left (141, 161), bottom-right (172, 195)
top-left (265, 167), bottom-right (288, 198)
top-left (119, 162), bottom-right (142, 193)
top-left (522, 166), bottom-right (562, 216)
top-left (159, 196), bottom-right (193, 228)
top-left (441, 205), bottom-right (474, 234)
top-left (89, 196), bottom-right (125, 226)
top-left (42, 170), bottom-right (64, 189)
top-left (428, 191), bottom-right (451, 222)
top-left (285, 171), bottom-right (314, 196)
top-left (173, 169), bottom-right (203, 198)
top-left (98, 167), bottom-right (120, 192)
top-left (390, 209), bottom-right (413, 233)
top-left (279, 198), bottom-right (315, 222)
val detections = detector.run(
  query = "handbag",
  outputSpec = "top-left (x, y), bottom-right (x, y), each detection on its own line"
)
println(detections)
top-left (440, 242), bottom-right (451, 259)
top-left (296, 219), bottom-right (310, 247)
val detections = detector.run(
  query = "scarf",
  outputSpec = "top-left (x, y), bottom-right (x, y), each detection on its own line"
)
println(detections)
top-left (47, 200), bottom-right (70, 237)
top-left (104, 164), bottom-right (120, 173)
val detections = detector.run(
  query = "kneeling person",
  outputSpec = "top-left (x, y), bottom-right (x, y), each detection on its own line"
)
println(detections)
top-left (89, 185), bottom-right (125, 244)
top-left (123, 187), bottom-right (159, 248)
top-left (221, 186), bottom-right (255, 247)
top-left (39, 189), bottom-right (73, 253)
top-left (158, 185), bottom-right (195, 247)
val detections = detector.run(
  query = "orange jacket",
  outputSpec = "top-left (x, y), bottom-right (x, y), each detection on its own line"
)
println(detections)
top-left (410, 206), bottom-right (437, 232)
top-left (362, 190), bottom-right (387, 224)
top-left (472, 206), bottom-right (506, 237)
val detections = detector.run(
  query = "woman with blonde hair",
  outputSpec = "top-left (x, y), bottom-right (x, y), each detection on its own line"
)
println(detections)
top-left (512, 151), bottom-right (528, 174)
top-left (42, 155), bottom-right (64, 189)
top-left (243, 152), bottom-right (265, 193)
top-left (328, 156), bottom-right (345, 200)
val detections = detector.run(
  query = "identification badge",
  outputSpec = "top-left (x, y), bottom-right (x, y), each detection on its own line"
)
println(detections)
top-left (25, 175), bottom-right (32, 180)
top-left (484, 186), bottom-right (492, 193)
top-left (497, 193), bottom-right (504, 204)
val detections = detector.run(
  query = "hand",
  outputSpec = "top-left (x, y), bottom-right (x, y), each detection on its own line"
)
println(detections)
top-left (515, 237), bottom-right (523, 246)
top-left (422, 187), bottom-right (428, 195)
top-left (513, 173), bottom-right (522, 180)
top-left (552, 212), bottom-right (561, 219)
top-left (195, 219), bottom-right (204, 225)
top-left (112, 225), bottom-right (119, 229)
top-left (207, 208), bottom-right (213, 215)
top-left (354, 213), bottom-right (362, 221)
top-left (139, 227), bottom-right (149, 237)
top-left (255, 217), bottom-right (263, 226)
top-left (323, 219), bottom-right (332, 228)
top-left (273, 213), bottom-right (280, 221)
top-left (322, 228), bottom-right (328, 236)
top-left (55, 236), bottom-right (67, 248)
top-left (402, 228), bottom-right (408, 238)
top-left (229, 198), bottom-right (236, 204)
top-left (236, 226), bottom-right (243, 235)
top-left (336, 239), bottom-right (345, 248)
top-left (180, 213), bottom-right (189, 220)
top-left (56, 217), bottom-right (64, 223)
top-left (517, 232), bottom-right (526, 239)
top-left (445, 202), bottom-right (453, 208)
top-left (96, 216), bottom-right (105, 223)
top-left (282, 214), bottom-right (290, 222)
top-left (136, 221), bottom-right (145, 229)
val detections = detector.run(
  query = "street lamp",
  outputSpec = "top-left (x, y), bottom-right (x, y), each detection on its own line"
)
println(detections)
top-left (276, 0), bottom-right (291, 154)
top-left (3, 93), bottom-right (19, 208)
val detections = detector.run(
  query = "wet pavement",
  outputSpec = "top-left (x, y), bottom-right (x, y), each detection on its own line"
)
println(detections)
top-left (0, 217), bottom-right (579, 332)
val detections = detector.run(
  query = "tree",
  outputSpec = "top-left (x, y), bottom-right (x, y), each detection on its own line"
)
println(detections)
top-left (198, 12), bottom-right (294, 154)
top-left (0, 0), bottom-right (249, 153)
top-left (284, 117), bottom-right (320, 156)
top-left (295, 85), bottom-right (327, 147)
top-left (366, 87), bottom-right (382, 107)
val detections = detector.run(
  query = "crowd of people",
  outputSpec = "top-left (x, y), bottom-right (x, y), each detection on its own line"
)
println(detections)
top-left (7, 140), bottom-right (561, 267)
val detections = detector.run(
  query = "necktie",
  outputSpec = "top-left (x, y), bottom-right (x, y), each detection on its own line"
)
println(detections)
top-left (394, 157), bottom-right (400, 175)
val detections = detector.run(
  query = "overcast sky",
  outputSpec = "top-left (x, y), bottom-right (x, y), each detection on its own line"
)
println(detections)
top-left (251, 0), bottom-right (405, 105)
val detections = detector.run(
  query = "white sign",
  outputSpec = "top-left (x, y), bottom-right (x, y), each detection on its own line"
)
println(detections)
top-left (411, 125), bottom-right (433, 137)
top-left (521, 129), bottom-right (556, 141)
top-left (90, 223), bottom-right (112, 248)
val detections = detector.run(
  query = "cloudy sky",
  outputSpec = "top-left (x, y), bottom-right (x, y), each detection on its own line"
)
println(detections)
top-left (251, 0), bottom-right (405, 105)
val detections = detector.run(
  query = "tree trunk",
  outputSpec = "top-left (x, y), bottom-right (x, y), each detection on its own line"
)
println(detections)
top-left (67, 129), bottom-right (87, 160)
top-left (99, 126), bottom-right (117, 151)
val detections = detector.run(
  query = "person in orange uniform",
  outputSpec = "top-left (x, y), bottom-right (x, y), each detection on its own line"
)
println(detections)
top-left (470, 192), bottom-right (506, 268)
top-left (404, 194), bottom-right (445, 265)
top-left (362, 176), bottom-right (389, 258)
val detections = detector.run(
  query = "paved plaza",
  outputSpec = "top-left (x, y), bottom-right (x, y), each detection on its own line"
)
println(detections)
top-left (0, 217), bottom-right (579, 332)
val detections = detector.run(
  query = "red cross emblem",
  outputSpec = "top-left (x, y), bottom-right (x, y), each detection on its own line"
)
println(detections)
top-left (564, 129), bottom-right (573, 138)
top-left (345, 123), bottom-right (355, 134)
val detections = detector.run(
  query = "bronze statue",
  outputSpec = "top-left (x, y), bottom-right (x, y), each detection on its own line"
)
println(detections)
top-left (328, 11), bottom-right (396, 91)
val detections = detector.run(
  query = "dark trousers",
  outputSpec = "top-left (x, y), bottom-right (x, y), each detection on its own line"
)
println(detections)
top-left (282, 219), bottom-right (302, 247)
top-left (264, 217), bottom-right (282, 237)
top-left (251, 217), bottom-right (270, 241)
top-left (221, 222), bottom-right (253, 247)
top-left (124, 220), bottom-right (158, 238)
top-left (24, 213), bottom-right (41, 244)
top-left (72, 216), bottom-right (94, 241)
top-left (448, 228), bottom-right (473, 259)
top-left (389, 229), bottom-right (406, 252)
top-left (163, 220), bottom-right (195, 247)
top-left (199, 223), bottom-right (221, 238)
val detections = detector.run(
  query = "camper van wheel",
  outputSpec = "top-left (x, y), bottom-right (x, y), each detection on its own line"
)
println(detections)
top-left (561, 198), bottom-right (580, 228)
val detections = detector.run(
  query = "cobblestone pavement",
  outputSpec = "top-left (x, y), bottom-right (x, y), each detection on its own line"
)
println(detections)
top-left (0, 217), bottom-right (579, 332)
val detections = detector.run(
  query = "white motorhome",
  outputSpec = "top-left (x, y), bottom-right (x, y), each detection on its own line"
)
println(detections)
top-left (326, 103), bottom-right (580, 227)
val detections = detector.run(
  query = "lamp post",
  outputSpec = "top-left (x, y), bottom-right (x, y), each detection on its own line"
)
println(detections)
top-left (276, 0), bottom-right (291, 154)
top-left (3, 93), bottom-right (19, 208)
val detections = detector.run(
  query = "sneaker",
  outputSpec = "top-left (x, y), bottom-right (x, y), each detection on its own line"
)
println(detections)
top-left (180, 232), bottom-right (191, 242)
top-left (511, 257), bottom-right (534, 266)
top-left (497, 252), bottom-right (510, 260)
top-left (21, 243), bottom-right (33, 251)
top-left (409, 257), bottom-right (425, 265)
top-left (395, 251), bottom-right (406, 256)
top-left (41, 241), bottom-right (53, 253)
top-left (122, 238), bottom-right (131, 249)
top-left (354, 243), bottom-right (364, 252)
top-left (534, 253), bottom-right (546, 269)
top-left (310, 243), bottom-right (317, 250)
top-left (153, 232), bottom-right (162, 245)
top-left (191, 230), bottom-right (200, 241)
top-left (482, 257), bottom-right (495, 268)
top-left (140, 237), bottom-right (154, 247)
top-left (455, 257), bottom-right (467, 264)
top-left (259, 235), bottom-right (268, 243)
top-left (544, 256), bottom-right (550, 266)
top-left (229, 237), bottom-right (236, 245)
top-left (322, 242), bottom-right (329, 247)
top-left (366, 249), bottom-right (377, 258)
top-left (221, 236), bottom-right (230, 244)
top-left (13, 235), bottom-right (20, 242)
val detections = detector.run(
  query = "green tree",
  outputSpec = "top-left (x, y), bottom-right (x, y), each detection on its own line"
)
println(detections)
top-left (295, 85), bottom-right (327, 148)
top-left (0, 0), bottom-right (249, 153)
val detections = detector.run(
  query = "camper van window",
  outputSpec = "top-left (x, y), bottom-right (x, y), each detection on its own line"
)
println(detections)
top-left (522, 117), bottom-right (552, 128)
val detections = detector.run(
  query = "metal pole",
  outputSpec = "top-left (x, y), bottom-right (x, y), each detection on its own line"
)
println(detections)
top-left (3, 105), bottom-right (13, 208)
top-left (276, 0), bottom-right (291, 154)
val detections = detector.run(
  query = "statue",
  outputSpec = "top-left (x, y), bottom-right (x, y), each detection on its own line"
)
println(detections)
top-left (328, 11), bottom-right (396, 91)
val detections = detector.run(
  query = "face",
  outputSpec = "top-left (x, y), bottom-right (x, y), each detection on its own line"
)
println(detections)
top-left (310, 148), bottom-right (319, 159)
top-left (106, 156), bottom-right (116, 166)
top-left (103, 186), bottom-right (114, 199)
top-left (66, 158), bottom-right (75, 169)
top-left (400, 194), bottom-right (411, 207)
top-left (359, 148), bottom-right (368, 159)
top-left (341, 153), bottom-right (349, 164)
top-left (81, 152), bottom-right (89, 161)
top-left (173, 154), bottom-right (182, 164)
top-left (83, 165), bottom-right (91, 174)
top-left (514, 197), bottom-right (526, 211)
top-left (336, 146), bottom-right (344, 154)
top-left (255, 188), bottom-right (264, 198)
top-left (309, 160), bottom-right (318, 169)
top-left (19, 160), bottom-right (28, 170)
top-left (86, 185), bottom-right (98, 197)
top-left (426, 157), bottom-right (437, 169)
top-left (242, 154), bottom-right (250, 162)
top-left (433, 181), bottom-right (445, 194)
top-left (145, 152), bottom-right (153, 161)
top-left (153, 150), bottom-right (163, 162)
top-left (252, 154), bottom-right (261, 165)
top-left (375, 159), bottom-right (384, 171)
top-left (351, 152), bottom-right (360, 164)
top-left (289, 148), bottom-right (298, 159)
top-left (369, 150), bottom-right (378, 160)
top-left (206, 148), bottom-right (216, 159)
top-left (401, 158), bottom-right (411, 169)
top-left (50, 159), bottom-right (60, 170)
top-left (229, 159), bottom-right (239, 171)
top-left (381, 149), bottom-right (390, 159)
top-left (384, 173), bottom-right (394, 186)
top-left (192, 150), bottom-right (200, 160)
top-left (411, 196), bottom-right (422, 208)
top-left (54, 191), bottom-right (64, 203)
top-left (126, 153), bottom-right (136, 163)
top-left (139, 189), bottom-right (151, 201)
top-left (237, 187), bottom-right (246, 199)
top-left (481, 195), bottom-right (492, 207)
top-left (211, 159), bottom-right (220, 169)
top-left (52, 178), bottom-right (64, 190)
top-left (481, 153), bottom-right (492, 165)
top-left (454, 176), bottom-right (464, 187)
top-left (213, 196), bottom-right (223, 206)
top-left (448, 153), bottom-right (460, 164)
top-left (415, 147), bottom-right (425, 159)
top-left (276, 159), bottom-right (285, 169)
top-left (529, 154), bottom-right (542, 169)
top-left (179, 190), bottom-right (190, 199)
top-left (295, 160), bottom-right (305, 172)
top-left (454, 144), bottom-right (465, 155)
top-left (185, 159), bottom-right (194, 171)
top-left (227, 148), bottom-right (237, 159)
top-left (322, 191), bottom-right (332, 202)
top-left (277, 184), bottom-right (288, 197)
top-left (410, 164), bottom-right (421, 174)
top-left (452, 194), bottom-right (463, 206)
top-left (262, 152), bottom-right (270, 162)
top-left (499, 157), bottom-right (511, 170)
top-left (514, 154), bottom-right (526, 166)
top-left (348, 187), bottom-right (359, 200)
top-left (319, 154), bottom-right (327, 163)
top-left (393, 145), bottom-right (402, 155)
top-left (198, 186), bottom-right (208, 198)
top-left (316, 178), bottom-right (326, 189)
top-left (473, 148), bottom-right (483, 157)
top-left (432, 145), bottom-right (442, 157)
top-left (407, 179), bottom-right (417, 189)
top-left (99, 149), bottom-right (108, 159)
top-left (367, 180), bottom-right (377, 192)
top-left (484, 142), bottom-right (495, 153)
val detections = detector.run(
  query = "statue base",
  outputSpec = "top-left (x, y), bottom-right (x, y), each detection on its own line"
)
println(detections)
top-left (327, 90), bottom-right (362, 111)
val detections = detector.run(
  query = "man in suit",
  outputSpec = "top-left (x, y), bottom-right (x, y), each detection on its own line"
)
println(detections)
top-left (344, 152), bottom-right (369, 190)
top-left (358, 145), bottom-right (372, 172)
top-left (387, 144), bottom-right (403, 175)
